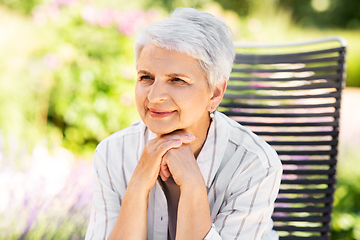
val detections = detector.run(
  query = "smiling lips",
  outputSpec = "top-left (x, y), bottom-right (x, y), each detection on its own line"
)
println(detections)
top-left (148, 108), bottom-right (176, 118)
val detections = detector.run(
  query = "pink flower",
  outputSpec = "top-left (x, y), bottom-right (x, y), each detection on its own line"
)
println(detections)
top-left (97, 8), bottom-right (117, 28)
top-left (53, 0), bottom-right (76, 6)
top-left (43, 54), bottom-right (61, 69)
top-left (117, 10), bottom-right (147, 36)
top-left (116, 9), bottom-right (161, 36)
top-left (81, 5), bottom-right (98, 25)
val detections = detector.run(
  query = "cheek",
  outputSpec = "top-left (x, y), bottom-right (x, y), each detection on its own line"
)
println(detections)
top-left (180, 90), bottom-right (209, 113)
top-left (134, 85), bottom-right (146, 109)
top-left (192, 88), bottom-right (211, 105)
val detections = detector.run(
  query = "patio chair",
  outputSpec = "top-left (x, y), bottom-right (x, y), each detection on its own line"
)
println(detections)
top-left (219, 36), bottom-right (347, 240)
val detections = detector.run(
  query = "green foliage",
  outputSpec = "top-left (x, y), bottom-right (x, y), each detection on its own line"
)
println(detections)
top-left (0, 3), bottom-right (160, 156)
top-left (279, 0), bottom-right (360, 29)
top-left (41, 5), bottom-right (160, 155)
top-left (337, 31), bottom-right (360, 88)
top-left (331, 148), bottom-right (360, 239)
top-left (0, 0), bottom-right (41, 14)
top-left (212, 0), bottom-right (275, 17)
top-left (212, 0), bottom-right (360, 29)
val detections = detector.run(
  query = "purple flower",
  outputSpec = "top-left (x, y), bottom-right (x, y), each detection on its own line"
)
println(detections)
top-left (20, 205), bottom-right (39, 238)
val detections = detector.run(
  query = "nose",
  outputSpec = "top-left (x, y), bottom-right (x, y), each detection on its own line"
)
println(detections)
top-left (147, 80), bottom-right (167, 103)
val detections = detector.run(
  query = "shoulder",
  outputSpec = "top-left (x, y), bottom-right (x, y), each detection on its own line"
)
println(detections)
top-left (217, 112), bottom-right (281, 170)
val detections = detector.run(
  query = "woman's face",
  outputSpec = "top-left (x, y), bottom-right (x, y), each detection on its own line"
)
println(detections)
top-left (135, 44), bottom-right (217, 136)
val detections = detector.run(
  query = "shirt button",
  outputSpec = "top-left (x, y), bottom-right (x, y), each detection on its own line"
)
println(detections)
top-left (161, 217), bottom-right (163, 221)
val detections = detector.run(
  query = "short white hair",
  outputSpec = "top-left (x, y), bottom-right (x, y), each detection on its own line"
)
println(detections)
top-left (134, 8), bottom-right (235, 89)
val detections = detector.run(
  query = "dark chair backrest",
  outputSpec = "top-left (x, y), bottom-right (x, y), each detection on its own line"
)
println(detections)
top-left (220, 36), bottom-right (347, 240)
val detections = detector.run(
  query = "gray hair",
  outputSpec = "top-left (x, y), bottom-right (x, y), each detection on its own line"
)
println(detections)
top-left (134, 8), bottom-right (235, 89)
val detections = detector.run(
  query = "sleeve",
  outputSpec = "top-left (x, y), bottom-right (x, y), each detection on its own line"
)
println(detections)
top-left (85, 146), bottom-right (123, 240)
top-left (204, 157), bottom-right (282, 240)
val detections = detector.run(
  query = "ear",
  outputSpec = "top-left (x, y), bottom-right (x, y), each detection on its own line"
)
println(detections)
top-left (207, 78), bottom-right (227, 112)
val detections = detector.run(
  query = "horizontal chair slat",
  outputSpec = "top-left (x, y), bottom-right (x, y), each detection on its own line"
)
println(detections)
top-left (275, 196), bottom-right (333, 203)
top-left (234, 47), bottom-right (345, 63)
top-left (274, 225), bottom-right (330, 232)
top-left (283, 169), bottom-right (336, 175)
top-left (280, 179), bottom-right (336, 185)
top-left (277, 149), bottom-right (338, 156)
top-left (222, 111), bottom-right (339, 118)
top-left (226, 82), bottom-right (341, 91)
top-left (219, 101), bottom-right (341, 109)
top-left (224, 91), bottom-right (340, 100)
top-left (237, 121), bottom-right (339, 127)
top-left (269, 140), bottom-right (338, 146)
top-left (280, 160), bottom-right (337, 165)
top-left (274, 206), bottom-right (332, 213)
top-left (254, 131), bottom-right (339, 136)
top-left (279, 188), bottom-right (335, 194)
top-left (234, 55), bottom-right (343, 65)
top-left (272, 215), bottom-right (331, 222)
top-left (229, 73), bottom-right (342, 82)
top-left (231, 65), bottom-right (342, 73)
top-left (279, 236), bottom-right (329, 240)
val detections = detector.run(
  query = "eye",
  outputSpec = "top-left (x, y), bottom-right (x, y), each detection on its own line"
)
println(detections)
top-left (140, 75), bottom-right (151, 80)
top-left (138, 75), bottom-right (154, 83)
top-left (171, 77), bottom-right (185, 83)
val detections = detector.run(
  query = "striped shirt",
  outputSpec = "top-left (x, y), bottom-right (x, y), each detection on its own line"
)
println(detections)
top-left (85, 111), bottom-right (282, 240)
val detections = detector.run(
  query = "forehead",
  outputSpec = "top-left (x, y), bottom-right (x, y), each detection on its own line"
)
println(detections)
top-left (138, 44), bottom-right (205, 77)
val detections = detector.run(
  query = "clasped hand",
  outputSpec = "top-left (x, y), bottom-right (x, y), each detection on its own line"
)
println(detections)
top-left (131, 130), bottom-right (203, 193)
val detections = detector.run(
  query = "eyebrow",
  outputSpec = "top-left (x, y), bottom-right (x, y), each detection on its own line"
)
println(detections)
top-left (165, 73), bottom-right (191, 80)
top-left (137, 70), bottom-right (152, 75)
top-left (137, 70), bottom-right (191, 80)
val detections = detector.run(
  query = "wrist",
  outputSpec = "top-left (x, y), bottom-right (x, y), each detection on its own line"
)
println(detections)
top-left (180, 176), bottom-right (206, 194)
top-left (127, 178), bottom-right (152, 198)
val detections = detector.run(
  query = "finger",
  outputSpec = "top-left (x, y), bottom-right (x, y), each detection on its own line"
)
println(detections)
top-left (159, 169), bottom-right (169, 182)
top-left (159, 131), bottom-right (195, 145)
top-left (160, 158), bottom-right (170, 180)
top-left (155, 139), bottom-right (183, 159)
top-left (178, 133), bottom-right (195, 144)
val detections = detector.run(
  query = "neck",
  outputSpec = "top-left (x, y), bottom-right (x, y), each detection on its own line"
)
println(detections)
top-left (190, 117), bottom-right (212, 159)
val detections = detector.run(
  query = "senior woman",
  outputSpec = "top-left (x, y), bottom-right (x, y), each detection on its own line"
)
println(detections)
top-left (86, 8), bottom-right (282, 240)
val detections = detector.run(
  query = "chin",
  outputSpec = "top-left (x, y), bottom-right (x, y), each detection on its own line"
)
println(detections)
top-left (147, 124), bottom-right (177, 136)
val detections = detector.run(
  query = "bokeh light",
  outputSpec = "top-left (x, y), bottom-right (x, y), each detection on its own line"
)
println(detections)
top-left (311, 0), bottom-right (331, 12)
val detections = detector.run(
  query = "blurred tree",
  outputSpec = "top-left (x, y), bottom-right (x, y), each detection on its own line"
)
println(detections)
top-left (0, 0), bottom-right (41, 14)
top-left (212, 0), bottom-right (360, 29)
top-left (199, 0), bottom-right (252, 17)
top-left (278, 0), bottom-right (360, 29)
top-left (2, 0), bottom-right (360, 29)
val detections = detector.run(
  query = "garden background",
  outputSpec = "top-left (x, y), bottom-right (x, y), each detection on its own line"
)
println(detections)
top-left (0, 0), bottom-right (359, 239)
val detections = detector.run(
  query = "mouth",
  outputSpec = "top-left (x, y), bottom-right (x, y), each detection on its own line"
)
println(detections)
top-left (148, 108), bottom-right (176, 118)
